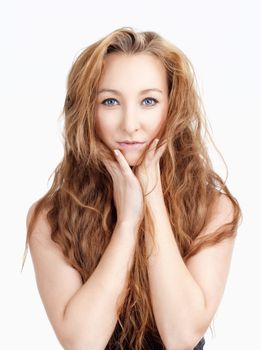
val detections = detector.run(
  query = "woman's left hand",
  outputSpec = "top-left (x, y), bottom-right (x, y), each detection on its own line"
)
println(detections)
top-left (136, 138), bottom-right (167, 196)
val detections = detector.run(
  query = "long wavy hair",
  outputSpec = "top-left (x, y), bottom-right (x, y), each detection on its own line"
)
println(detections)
top-left (22, 27), bottom-right (242, 349)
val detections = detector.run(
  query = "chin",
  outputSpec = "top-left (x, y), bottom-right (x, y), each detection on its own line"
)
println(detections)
top-left (128, 159), bottom-right (142, 168)
top-left (119, 149), bottom-right (144, 167)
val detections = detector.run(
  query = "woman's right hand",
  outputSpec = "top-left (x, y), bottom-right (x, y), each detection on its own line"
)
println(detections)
top-left (103, 150), bottom-right (144, 228)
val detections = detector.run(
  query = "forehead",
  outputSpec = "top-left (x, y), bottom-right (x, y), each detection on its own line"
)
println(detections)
top-left (99, 53), bottom-right (168, 90)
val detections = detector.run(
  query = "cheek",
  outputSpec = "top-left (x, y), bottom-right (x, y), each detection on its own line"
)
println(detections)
top-left (96, 117), bottom-right (116, 138)
top-left (147, 113), bottom-right (166, 132)
top-left (158, 109), bottom-right (168, 127)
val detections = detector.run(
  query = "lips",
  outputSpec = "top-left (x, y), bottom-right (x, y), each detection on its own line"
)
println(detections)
top-left (117, 141), bottom-right (145, 150)
top-left (118, 141), bottom-right (144, 144)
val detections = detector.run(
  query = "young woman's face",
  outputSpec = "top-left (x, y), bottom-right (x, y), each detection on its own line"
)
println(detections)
top-left (95, 53), bottom-right (169, 166)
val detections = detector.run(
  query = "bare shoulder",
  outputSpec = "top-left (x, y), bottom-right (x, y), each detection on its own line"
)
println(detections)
top-left (26, 201), bottom-right (50, 239)
top-left (212, 192), bottom-right (235, 219)
top-left (26, 197), bottom-right (83, 267)
top-left (197, 192), bottom-right (236, 240)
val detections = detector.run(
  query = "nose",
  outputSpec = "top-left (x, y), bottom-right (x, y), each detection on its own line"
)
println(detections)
top-left (120, 105), bottom-right (140, 133)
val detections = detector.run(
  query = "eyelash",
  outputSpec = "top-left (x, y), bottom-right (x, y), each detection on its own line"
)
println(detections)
top-left (101, 97), bottom-right (159, 107)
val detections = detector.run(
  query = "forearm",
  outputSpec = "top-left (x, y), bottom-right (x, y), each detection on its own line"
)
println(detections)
top-left (145, 191), bottom-right (206, 349)
top-left (62, 221), bottom-right (137, 350)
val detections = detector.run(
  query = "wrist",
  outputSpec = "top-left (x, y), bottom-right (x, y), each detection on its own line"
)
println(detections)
top-left (116, 219), bottom-right (141, 235)
top-left (116, 219), bottom-right (139, 229)
top-left (145, 184), bottom-right (164, 203)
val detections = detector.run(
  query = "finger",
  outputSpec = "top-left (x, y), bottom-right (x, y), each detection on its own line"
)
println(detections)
top-left (155, 140), bottom-right (167, 160)
top-left (113, 149), bottom-right (133, 176)
top-left (145, 138), bottom-right (160, 162)
top-left (151, 138), bottom-right (159, 150)
top-left (103, 159), bottom-right (118, 176)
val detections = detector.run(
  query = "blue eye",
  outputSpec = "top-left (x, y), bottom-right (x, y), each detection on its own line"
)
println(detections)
top-left (102, 98), bottom-right (118, 106)
top-left (143, 97), bottom-right (158, 106)
top-left (101, 97), bottom-right (159, 107)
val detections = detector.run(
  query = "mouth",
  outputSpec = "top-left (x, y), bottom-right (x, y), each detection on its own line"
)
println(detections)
top-left (117, 142), bottom-right (145, 150)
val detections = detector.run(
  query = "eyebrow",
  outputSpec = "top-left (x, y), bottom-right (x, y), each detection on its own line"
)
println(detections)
top-left (98, 88), bottom-right (163, 95)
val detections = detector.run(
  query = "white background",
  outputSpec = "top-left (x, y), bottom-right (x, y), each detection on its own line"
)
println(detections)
top-left (1, 0), bottom-right (260, 348)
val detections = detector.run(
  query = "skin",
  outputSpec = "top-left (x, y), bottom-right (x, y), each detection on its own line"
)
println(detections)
top-left (27, 53), bottom-right (236, 350)
top-left (95, 53), bottom-right (169, 167)
top-left (95, 53), bottom-right (169, 223)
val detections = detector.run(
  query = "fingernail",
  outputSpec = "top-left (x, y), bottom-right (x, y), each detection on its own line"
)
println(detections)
top-left (114, 149), bottom-right (119, 156)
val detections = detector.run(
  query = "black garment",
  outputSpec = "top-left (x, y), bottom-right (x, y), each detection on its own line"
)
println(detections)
top-left (106, 321), bottom-right (206, 349)
top-left (145, 336), bottom-right (205, 350)
top-left (106, 336), bottom-right (205, 349)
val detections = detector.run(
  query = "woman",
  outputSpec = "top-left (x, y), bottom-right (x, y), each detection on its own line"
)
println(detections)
top-left (22, 27), bottom-right (242, 349)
